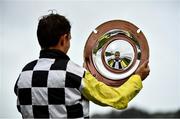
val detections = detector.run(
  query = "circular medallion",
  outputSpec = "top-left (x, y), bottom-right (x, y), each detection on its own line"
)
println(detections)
top-left (84, 20), bottom-right (149, 87)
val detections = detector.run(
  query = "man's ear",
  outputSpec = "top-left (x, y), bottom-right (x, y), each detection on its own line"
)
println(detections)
top-left (59, 34), bottom-right (66, 46)
top-left (64, 34), bottom-right (69, 41)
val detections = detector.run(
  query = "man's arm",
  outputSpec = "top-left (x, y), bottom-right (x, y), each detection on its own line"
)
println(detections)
top-left (81, 60), bottom-right (150, 109)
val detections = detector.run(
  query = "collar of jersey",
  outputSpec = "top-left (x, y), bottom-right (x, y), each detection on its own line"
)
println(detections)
top-left (39, 49), bottom-right (70, 60)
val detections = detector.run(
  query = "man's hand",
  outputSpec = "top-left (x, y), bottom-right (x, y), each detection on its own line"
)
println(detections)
top-left (135, 60), bottom-right (150, 81)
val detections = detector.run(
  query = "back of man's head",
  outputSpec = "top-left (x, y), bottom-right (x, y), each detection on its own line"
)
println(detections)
top-left (37, 13), bottom-right (71, 49)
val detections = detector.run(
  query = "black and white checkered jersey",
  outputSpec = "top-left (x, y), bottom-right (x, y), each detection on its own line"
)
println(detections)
top-left (14, 49), bottom-right (89, 118)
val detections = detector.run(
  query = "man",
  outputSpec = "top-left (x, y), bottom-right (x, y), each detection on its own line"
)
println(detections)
top-left (108, 51), bottom-right (130, 69)
top-left (14, 13), bottom-right (150, 118)
top-left (108, 51), bottom-right (123, 69)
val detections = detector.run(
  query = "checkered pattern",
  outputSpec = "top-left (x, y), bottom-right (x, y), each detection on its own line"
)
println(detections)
top-left (15, 54), bottom-right (89, 118)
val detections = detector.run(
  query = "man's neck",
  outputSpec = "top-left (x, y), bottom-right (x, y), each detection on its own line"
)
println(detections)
top-left (48, 46), bottom-right (66, 54)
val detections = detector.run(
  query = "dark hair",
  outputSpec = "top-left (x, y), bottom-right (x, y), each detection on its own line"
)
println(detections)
top-left (37, 13), bottom-right (71, 49)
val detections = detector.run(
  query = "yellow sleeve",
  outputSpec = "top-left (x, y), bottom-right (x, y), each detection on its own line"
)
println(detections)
top-left (121, 60), bottom-right (128, 68)
top-left (81, 71), bottom-right (143, 109)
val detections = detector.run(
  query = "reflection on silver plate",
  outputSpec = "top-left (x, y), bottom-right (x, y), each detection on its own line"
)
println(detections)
top-left (105, 40), bottom-right (134, 70)
top-left (84, 20), bottom-right (149, 86)
top-left (92, 29), bottom-right (141, 80)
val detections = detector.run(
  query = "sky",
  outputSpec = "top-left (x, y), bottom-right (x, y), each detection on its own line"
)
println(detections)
top-left (0, 0), bottom-right (180, 118)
